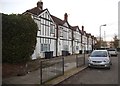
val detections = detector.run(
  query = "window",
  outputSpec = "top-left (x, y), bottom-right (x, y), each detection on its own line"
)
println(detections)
top-left (68, 30), bottom-right (71, 39)
top-left (41, 24), bottom-right (44, 35)
top-left (41, 19), bottom-right (44, 24)
top-left (59, 27), bottom-right (63, 37)
top-left (41, 44), bottom-right (50, 51)
top-left (59, 30), bottom-right (62, 37)
top-left (50, 24), bottom-right (55, 34)
top-left (46, 20), bottom-right (49, 25)
top-left (45, 25), bottom-right (46, 35)
top-left (63, 45), bottom-right (68, 51)
top-left (46, 26), bottom-right (49, 36)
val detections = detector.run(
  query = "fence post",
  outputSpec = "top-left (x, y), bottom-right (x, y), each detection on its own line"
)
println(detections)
top-left (62, 57), bottom-right (64, 75)
top-left (76, 54), bottom-right (78, 68)
top-left (40, 61), bottom-right (42, 85)
top-left (84, 51), bottom-right (85, 65)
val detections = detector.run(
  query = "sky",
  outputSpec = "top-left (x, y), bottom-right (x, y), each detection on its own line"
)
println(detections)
top-left (1, 0), bottom-right (119, 41)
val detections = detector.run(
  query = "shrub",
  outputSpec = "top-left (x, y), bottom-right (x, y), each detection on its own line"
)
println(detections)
top-left (2, 14), bottom-right (38, 63)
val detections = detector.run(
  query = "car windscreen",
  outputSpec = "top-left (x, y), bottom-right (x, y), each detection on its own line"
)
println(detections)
top-left (90, 51), bottom-right (107, 57)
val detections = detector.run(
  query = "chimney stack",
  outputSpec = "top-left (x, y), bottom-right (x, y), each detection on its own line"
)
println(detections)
top-left (64, 13), bottom-right (68, 21)
top-left (37, 0), bottom-right (43, 10)
top-left (82, 26), bottom-right (84, 32)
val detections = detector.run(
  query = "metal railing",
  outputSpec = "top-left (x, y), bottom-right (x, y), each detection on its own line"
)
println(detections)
top-left (76, 54), bottom-right (85, 67)
top-left (40, 57), bottom-right (64, 84)
top-left (40, 54), bottom-right (86, 84)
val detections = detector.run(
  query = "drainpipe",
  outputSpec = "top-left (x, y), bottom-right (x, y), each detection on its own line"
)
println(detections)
top-left (91, 36), bottom-right (93, 51)
top-left (72, 27), bottom-right (74, 54)
top-left (87, 35), bottom-right (89, 54)
top-left (56, 25), bottom-right (58, 57)
top-left (81, 32), bottom-right (83, 54)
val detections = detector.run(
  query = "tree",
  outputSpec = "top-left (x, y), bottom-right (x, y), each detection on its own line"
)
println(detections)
top-left (2, 14), bottom-right (38, 63)
top-left (94, 40), bottom-right (100, 49)
top-left (101, 41), bottom-right (107, 48)
top-left (94, 37), bottom-right (105, 48)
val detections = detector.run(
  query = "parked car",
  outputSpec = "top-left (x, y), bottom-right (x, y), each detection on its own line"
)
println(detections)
top-left (107, 48), bottom-right (118, 56)
top-left (88, 50), bottom-right (111, 69)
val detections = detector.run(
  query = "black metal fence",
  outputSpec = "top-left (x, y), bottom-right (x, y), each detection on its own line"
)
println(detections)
top-left (76, 54), bottom-right (85, 67)
top-left (40, 54), bottom-right (86, 84)
top-left (40, 57), bottom-right (64, 84)
top-left (63, 55), bottom-right (76, 71)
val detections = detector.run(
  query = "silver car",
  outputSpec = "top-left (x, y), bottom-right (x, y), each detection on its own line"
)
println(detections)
top-left (108, 48), bottom-right (118, 56)
top-left (88, 50), bottom-right (111, 69)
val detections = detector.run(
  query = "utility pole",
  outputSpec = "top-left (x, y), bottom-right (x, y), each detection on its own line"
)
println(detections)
top-left (104, 31), bottom-right (106, 48)
top-left (99, 24), bottom-right (106, 48)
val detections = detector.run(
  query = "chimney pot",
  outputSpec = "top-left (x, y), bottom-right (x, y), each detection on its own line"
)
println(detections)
top-left (64, 13), bottom-right (68, 21)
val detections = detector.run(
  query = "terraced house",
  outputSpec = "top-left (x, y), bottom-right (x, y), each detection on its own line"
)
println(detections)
top-left (23, 1), bottom-right (97, 59)
top-left (71, 26), bottom-right (82, 54)
top-left (51, 13), bottom-right (73, 56)
top-left (23, 1), bottom-right (57, 59)
top-left (81, 26), bottom-right (88, 53)
top-left (87, 33), bottom-right (93, 53)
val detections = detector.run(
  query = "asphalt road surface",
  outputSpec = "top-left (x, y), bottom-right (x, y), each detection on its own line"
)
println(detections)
top-left (56, 55), bottom-right (119, 85)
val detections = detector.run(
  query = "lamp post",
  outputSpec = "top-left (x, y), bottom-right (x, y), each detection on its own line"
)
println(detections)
top-left (99, 24), bottom-right (106, 48)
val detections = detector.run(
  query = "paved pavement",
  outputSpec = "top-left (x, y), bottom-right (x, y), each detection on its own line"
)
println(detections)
top-left (45, 65), bottom-right (87, 85)
top-left (2, 54), bottom-right (88, 85)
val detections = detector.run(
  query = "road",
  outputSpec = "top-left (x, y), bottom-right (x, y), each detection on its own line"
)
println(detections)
top-left (56, 55), bottom-right (119, 85)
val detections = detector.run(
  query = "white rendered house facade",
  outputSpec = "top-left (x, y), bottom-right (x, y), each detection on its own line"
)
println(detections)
top-left (24, 2), bottom-right (57, 59)
top-left (23, 1), bottom-right (97, 59)
top-left (51, 14), bottom-right (72, 56)
top-left (72, 26), bottom-right (81, 54)
top-left (81, 26), bottom-right (88, 53)
top-left (87, 34), bottom-right (92, 52)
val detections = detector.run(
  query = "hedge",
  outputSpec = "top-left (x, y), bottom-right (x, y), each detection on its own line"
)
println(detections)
top-left (2, 14), bottom-right (38, 63)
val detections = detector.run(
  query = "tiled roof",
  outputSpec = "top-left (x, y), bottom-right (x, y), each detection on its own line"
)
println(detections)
top-left (24, 6), bottom-right (66, 27)
top-left (51, 15), bottom-right (65, 26)
top-left (70, 26), bottom-right (78, 31)
top-left (84, 31), bottom-right (87, 35)
top-left (71, 26), bottom-right (83, 35)
top-left (79, 30), bottom-right (83, 35)
top-left (24, 7), bottom-right (46, 15)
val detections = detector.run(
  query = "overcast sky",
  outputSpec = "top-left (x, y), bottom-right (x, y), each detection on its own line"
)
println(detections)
top-left (1, 0), bottom-right (119, 41)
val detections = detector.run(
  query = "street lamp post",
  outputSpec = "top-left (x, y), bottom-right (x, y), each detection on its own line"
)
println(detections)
top-left (99, 24), bottom-right (106, 48)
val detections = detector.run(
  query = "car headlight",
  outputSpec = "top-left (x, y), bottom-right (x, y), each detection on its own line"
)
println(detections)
top-left (103, 59), bottom-right (109, 63)
top-left (88, 58), bottom-right (91, 62)
top-left (103, 60), bottom-right (107, 62)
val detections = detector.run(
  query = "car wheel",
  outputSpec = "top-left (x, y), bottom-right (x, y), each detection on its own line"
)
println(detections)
top-left (110, 62), bottom-right (112, 65)
top-left (88, 66), bottom-right (92, 69)
top-left (107, 66), bottom-right (110, 70)
top-left (88, 66), bottom-right (91, 68)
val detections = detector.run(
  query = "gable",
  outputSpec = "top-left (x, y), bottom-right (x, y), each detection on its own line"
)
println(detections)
top-left (38, 9), bottom-right (55, 24)
top-left (63, 22), bottom-right (69, 28)
top-left (24, 8), bottom-right (55, 25)
top-left (76, 27), bottom-right (79, 32)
